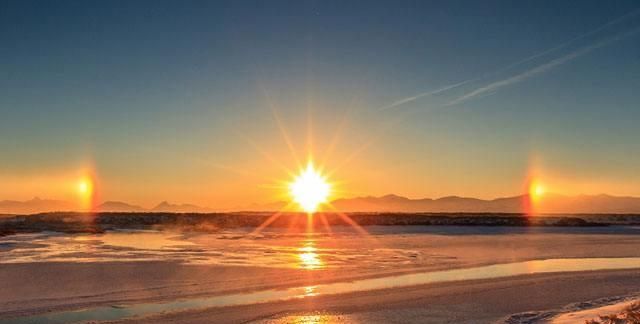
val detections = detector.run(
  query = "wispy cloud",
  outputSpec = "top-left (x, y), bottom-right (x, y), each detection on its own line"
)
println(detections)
top-left (379, 79), bottom-right (472, 111)
top-left (446, 26), bottom-right (640, 106)
top-left (380, 8), bottom-right (640, 111)
top-left (488, 8), bottom-right (640, 77)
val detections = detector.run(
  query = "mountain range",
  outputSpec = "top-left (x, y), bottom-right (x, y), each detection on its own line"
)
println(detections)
top-left (0, 197), bottom-right (75, 215)
top-left (94, 200), bottom-right (214, 213)
top-left (0, 198), bottom-right (212, 214)
top-left (3, 193), bottom-right (640, 215)
top-left (329, 193), bottom-right (640, 214)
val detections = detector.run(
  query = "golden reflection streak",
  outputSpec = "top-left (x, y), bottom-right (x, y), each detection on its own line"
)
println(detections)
top-left (303, 285), bottom-right (318, 297)
top-left (286, 314), bottom-right (336, 324)
top-left (298, 240), bottom-right (323, 270)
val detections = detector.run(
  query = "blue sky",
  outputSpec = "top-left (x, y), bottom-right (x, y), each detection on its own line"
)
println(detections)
top-left (1, 1), bottom-right (640, 207)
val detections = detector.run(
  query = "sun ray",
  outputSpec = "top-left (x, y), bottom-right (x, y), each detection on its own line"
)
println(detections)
top-left (318, 213), bottom-right (333, 235)
top-left (200, 158), bottom-right (257, 178)
top-left (306, 104), bottom-right (314, 166)
top-left (319, 96), bottom-right (362, 168)
top-left (306, 212), bottom-right (314, 234)
top-left (244, 137), bottom-right (296, 178)
top-left (250, 202), bottom-right (296, 236)
top-left (286, 211), bottom-right (302, 233)
top-left (324, 111), bottom-right (410, 179)
top-left (325, 203), bottom-right (369, 236)
top-left (260, 84), bottom-right (303, 170)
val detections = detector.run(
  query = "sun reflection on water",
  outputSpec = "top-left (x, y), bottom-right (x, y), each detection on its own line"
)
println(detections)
top-left (263, 312), bottom-right (356, 324)
top-left (286, 314), bottom-right (334, 324)
top-left (297, 241), bottom-right (324, 270)
top-left (303, 285), bottom-right (318, 297)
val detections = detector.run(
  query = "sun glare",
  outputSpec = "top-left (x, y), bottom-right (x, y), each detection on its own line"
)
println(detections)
top-left (289, 162), bottom-right (331, 213)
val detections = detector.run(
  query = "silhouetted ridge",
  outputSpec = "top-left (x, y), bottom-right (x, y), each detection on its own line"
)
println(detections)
top-left (4, 193), bottom-right (640, 214)
top-left (96, 201), bottom-right (145, 212)
top-left (152, 201), bottom-right (211, 213)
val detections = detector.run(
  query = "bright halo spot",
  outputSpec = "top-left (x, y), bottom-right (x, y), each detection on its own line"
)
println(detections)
top-left (77, 177), bottom-right (94, 200)
top-left (78, 181), bottom-right (90, 194)
top-left (76, 176), bottom-right (95, 210)
top-left (529, 182), bottom-right (545, 201)
top-left (289, 162), bottom-right (331, 213)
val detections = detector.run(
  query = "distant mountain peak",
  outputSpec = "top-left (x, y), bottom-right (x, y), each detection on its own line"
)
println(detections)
top-left (155, 201), bottom-right (171, 208)
top-left (0, 197), bottom-right (74, 214)
top-left (96, 201), bottom-right (145, 212)
top-left (152, 201), bottom-right (211, 213)
top-left (380, 194), bottom-right (409, 200)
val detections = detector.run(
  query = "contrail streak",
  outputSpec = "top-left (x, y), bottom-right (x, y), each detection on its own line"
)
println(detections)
top-left (381, 8), bottom-right (640, 111)
top-left (491, 8), bottom-right (640, 76)
top-left (446, 26), bottom-right (640, 106)
top-left (379, 79), bottom-right (472, 111)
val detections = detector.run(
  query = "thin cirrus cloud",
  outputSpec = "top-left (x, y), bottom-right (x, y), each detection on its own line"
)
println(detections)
top-left (378, 79), bottom-right (473, 111)
top-left (446, 26), bottom-right (640, 106)
top-left (381, 8), bottom-right (640, 111)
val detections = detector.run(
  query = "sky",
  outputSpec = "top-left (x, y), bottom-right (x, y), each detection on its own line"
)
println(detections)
top-left (1, 0), bottom-right (640, 209)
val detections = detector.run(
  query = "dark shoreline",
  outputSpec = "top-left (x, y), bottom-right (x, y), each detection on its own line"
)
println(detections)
top-left (3, 211), bottom-right (638, 236)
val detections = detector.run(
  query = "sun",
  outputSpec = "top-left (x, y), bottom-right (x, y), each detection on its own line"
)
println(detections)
top-left (289, 162), bottom-right (331, 213)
